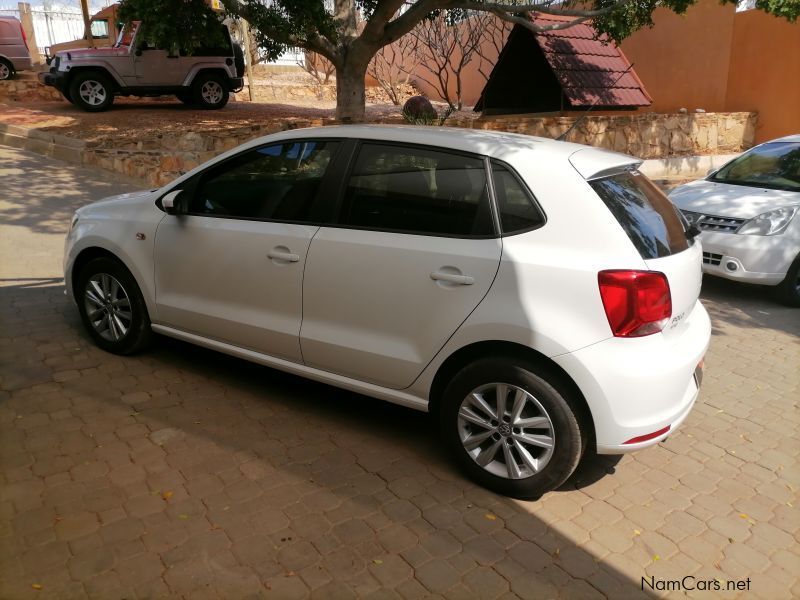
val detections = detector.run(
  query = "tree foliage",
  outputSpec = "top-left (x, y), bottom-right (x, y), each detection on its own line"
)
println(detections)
top-left (117, 0), bottom-right (800, 120)
top-left (118, 0), bottom-right (228, 52)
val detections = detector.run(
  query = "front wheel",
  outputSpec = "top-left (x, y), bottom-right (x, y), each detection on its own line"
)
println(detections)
top-left (776, 254), bottom-right (800, 307)
top-left (440, 357), bottom-right (585, 499)
top-left (76, 257), bottom-right (152, 354)
top-left (69, 71), bottom-right (115, 112)
top-left (191, 72), bottom-right (229, 109)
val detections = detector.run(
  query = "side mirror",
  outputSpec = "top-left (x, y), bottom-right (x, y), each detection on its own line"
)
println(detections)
top-left (161, 190), bottom-right (184, 215)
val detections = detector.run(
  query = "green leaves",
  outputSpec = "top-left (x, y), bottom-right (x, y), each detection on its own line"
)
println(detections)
top-left (118, 0), bottom-right (229, 54)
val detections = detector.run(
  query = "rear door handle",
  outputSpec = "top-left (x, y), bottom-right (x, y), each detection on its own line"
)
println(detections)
top-left (268, 249), bottom-right (300, 263)
top-left (430, 271), bottom-right (474, 285)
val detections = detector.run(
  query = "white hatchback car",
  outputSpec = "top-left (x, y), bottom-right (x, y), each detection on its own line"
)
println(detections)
top-left (669, 135), bottom-right (800, 306)
top-left (64, 126), bottom-right (710, 498)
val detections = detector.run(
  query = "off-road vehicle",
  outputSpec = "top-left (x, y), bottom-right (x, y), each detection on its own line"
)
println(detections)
top-left (39, 21), bottom-right (244, 111)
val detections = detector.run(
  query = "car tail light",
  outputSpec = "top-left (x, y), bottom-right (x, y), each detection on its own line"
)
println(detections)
top-left (598, 270), bottom-right (672, 337)
top-left (19, 23), bottom-right (28, 46)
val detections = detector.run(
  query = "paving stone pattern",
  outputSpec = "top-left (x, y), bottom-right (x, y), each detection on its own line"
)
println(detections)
top-left (1, 146), bottom-right (798, 598)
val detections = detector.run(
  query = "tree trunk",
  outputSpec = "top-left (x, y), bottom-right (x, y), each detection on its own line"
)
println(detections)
top-left (335, 58), bottom-right (369, 123)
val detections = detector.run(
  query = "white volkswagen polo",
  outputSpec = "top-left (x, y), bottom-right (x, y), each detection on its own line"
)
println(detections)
top-left (64, 126), bottom-right (710, 498)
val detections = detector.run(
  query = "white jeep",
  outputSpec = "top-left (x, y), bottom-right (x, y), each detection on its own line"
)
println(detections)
top-left (39, 22), bottom-right (244, 111)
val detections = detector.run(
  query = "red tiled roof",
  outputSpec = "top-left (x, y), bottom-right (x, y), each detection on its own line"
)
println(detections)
top-left (531, 13), bottom-right (652, 107)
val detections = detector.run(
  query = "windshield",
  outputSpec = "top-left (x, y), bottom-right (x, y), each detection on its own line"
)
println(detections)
top-left (710, 142), bottom-right (800, 192)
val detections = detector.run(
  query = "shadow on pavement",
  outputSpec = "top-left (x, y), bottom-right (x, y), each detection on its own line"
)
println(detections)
top-left (0, 280), bottom-right (657, 598)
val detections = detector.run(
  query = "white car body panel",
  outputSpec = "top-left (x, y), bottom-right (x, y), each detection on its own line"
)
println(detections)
top-left (669, 179), bottom-right (799, 220)
top-left (154, 216), bottom-right (317, 363)
top-left (300, 228), bottom-right (502, 389)
top-left (64, 125), bottom-right (710, 454)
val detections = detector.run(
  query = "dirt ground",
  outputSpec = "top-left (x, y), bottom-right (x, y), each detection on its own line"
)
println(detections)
top-left (0, 97), bottom-right (478, 145)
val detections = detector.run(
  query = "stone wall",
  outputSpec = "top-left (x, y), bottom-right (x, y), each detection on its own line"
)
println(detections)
top-left (82, 119), bottom-right (330, 186)
top-left (0, 76), bottom-right (63, 103)
top-left (8, 110), bottom-right (755, 188)
top-left (459, 112), bottom-right (757, 159)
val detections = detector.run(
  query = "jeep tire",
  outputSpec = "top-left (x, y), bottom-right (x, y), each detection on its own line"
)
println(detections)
top-left (192, 72), bottom-right (229, 110)
top-left (70, 71), bottom-right (115, 112)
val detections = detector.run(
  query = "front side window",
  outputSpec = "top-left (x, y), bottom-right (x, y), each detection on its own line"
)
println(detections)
top-left (189, 140), bottom-right (338, 222)
top-left (591, 172), bottom-right (689, 259)
top-left (711, 142), bottom-right (800, 192)
top-left (340, 143), bottom-right (494, 236)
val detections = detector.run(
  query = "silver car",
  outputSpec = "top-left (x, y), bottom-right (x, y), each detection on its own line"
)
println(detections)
top-left (0, 16), bottom-right (32, 80)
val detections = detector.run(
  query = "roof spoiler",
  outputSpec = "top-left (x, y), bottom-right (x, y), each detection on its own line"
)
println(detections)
top-left (569, 147), bottom-right (642, 181)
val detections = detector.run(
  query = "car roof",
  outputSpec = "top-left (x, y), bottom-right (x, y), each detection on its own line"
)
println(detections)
top-left (766, 134), bottom-right (800, 143)
top-left (271, 124), bottom-right (589, 162)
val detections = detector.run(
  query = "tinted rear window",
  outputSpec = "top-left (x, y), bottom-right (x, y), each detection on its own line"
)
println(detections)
top-left (590, 172), bottom-right (689, 259)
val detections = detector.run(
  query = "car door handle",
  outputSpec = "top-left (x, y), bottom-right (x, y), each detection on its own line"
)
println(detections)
top-left (430, 271), bottom-right (474, 285)
top-left (267, 249), bottom-right (300, 263)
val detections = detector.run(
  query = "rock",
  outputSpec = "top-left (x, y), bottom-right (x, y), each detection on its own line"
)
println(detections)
top-left (402, 95), bottom-right (437, 121)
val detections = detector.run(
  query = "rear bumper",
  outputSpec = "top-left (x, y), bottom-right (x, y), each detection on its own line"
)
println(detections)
top-left (554, 300), bottom-right (711, 454)
top-left (229, 77), bottom-right (244, 91)
top-left (699, 230), bottom-right (798, 286)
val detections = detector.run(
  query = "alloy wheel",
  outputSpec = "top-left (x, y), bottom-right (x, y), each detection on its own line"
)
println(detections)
top-left (201, 81), bottom-right (223, 104)
top-left (0, 63), bottom-right (10, 80)
top-left (78, 80), bottom-right (107, 106)
top-left (458, 383), bottom-right (555, 479)
top-left (84, 273), bottom-right (132, 342)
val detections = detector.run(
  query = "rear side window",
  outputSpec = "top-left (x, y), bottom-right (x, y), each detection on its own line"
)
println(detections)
top-left (590, 172), bottom-right (689, 259)
top-left (492, 161), bottom-right (544, 234)
top-left (340, 143), bottom-right (494, 237)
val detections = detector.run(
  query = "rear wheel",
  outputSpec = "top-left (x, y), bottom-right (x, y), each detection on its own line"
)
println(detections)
top-left (70, 71), bottom-right (115, 112)
top-left (192, 72), bottom-right (229, 109)
top-left (776, 254), bottom-right (800, 307)
top-left (440, 357), bottom-right (585, 499)
top-left (76, 257), bottom-right (152, 354)
top-left (0, 58), bottom-right (13, 80)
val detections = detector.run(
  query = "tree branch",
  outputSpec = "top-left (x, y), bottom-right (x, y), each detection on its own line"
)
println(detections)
top-left (448, 0), bottom-right (631, 19)
top-left (382, 0), bottom-right (448, 45)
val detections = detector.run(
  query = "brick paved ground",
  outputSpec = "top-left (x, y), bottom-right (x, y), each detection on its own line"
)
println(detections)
top-left (1, 146), bottom-right (798, 599)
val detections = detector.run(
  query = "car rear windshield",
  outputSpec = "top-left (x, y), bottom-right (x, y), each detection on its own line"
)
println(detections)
top-left (590, 171), bottom-right (689, 259)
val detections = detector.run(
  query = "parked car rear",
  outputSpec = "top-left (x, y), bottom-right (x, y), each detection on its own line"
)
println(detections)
top-left (0, 16), bottom-right (32, 80)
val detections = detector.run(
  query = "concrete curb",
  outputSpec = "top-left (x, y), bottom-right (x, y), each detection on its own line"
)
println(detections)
top-left (0, 122), bottom-right (86, 165)
top-left (639, 153), bottom-right (739, 180)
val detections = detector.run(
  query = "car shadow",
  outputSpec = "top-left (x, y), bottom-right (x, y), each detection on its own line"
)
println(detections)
top-left (0, 279), bottom-right (658, 598)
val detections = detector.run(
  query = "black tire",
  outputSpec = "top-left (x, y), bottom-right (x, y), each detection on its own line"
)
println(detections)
top-left (61, 89), bottom-right (76, 105)
top-left (69, 71), bottom-right (115, 112)
top-left (76, 257), bottom-right (152, 355)
top-left (0, 58), bottom-right (13, 81)
top-left (440, 357), bottom-right (585, 499)
top-left (191, 72), bottom-right (229, 109)
top-left (776, 254), bottom-right (800, 307)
